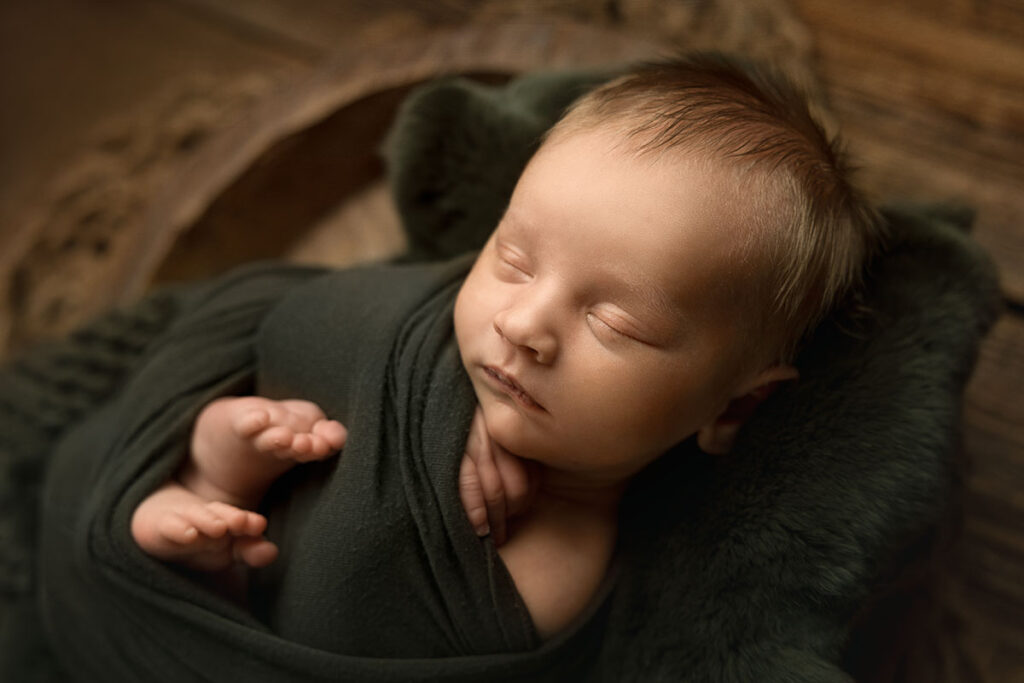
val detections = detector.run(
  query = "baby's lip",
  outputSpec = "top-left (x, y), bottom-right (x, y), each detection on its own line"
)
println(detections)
top-left (483, 366), bottom-right (545, 411)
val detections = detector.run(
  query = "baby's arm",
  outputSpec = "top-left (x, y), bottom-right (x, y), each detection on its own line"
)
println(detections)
top-left (131, 396), bottom-right (347, 571)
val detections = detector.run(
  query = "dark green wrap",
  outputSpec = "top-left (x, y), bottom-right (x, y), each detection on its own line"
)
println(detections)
top-left (37, 256), bottom-right (618, 682)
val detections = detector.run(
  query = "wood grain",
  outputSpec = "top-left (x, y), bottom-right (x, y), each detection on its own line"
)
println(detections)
top-left (131, 22), bottom-right (664, 294)
top-left (789, 3), bottom-right (1024, 679)
top-left (792, 0), bottom-right (1024, 304)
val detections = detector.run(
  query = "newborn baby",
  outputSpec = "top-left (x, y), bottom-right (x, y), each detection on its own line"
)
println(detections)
top-left (132, 54), bottom-right (883, 640)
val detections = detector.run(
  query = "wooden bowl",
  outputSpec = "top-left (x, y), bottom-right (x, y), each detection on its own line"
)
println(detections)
top-left (120, 21), bottom-right (665, 297)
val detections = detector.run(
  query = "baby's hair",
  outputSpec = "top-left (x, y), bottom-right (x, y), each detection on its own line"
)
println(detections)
top-left (544, 53), bottom-right (885, 365)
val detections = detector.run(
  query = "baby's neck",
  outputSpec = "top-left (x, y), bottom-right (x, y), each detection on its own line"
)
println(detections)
top-left (534, 465), bottom-right (628, 513)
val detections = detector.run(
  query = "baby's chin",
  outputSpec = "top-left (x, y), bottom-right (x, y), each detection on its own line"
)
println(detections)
top-left (477, 395), bottom-right (552, 463)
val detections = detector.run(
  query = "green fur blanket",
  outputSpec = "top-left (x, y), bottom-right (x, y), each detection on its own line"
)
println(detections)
top-left (0, 68), bottom-right (1002, 682)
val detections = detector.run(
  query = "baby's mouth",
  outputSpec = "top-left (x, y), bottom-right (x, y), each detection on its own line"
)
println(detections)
top-left (483, 366), bottom-right (544, 411)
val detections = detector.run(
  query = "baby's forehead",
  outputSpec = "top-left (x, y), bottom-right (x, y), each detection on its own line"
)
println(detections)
top-left (525, 124), bottom-right (784, 283)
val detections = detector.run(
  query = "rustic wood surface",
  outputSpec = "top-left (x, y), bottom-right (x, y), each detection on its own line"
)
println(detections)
top-left (133, 22), bottom-right (666, 294)
top-left (790, 2), bottom-right (1024, 680)
top-left (1, 1), bottom-right (1021, 681)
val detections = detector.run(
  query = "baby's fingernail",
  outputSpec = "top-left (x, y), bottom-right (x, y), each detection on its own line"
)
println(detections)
top-left (476, 524), bottom-right (490, 537)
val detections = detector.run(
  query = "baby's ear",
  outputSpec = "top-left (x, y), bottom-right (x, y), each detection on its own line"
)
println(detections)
top-left (696, 364), bottom-right (799, 455)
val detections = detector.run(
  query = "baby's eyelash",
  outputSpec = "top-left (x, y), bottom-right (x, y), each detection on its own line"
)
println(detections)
top-left (587, 312), bottom-right (634, 342)
top-left (501, 257), bottom-right (527, 272)
top-left (497, 258), bottom-right (530, 281)
top-left (494, 243), bottom-right (532, 277)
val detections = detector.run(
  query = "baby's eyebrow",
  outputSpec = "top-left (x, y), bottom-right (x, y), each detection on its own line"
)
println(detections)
top-left (617, 273), bottom-right (684, 330)
top-left (499, 209), bottom-right (528, 235)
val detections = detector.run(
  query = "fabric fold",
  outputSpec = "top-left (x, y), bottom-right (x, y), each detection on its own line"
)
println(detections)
top-left (36, 256), bottom-right (612, 683)
top-left (250, 254), bottom-right (541, 657)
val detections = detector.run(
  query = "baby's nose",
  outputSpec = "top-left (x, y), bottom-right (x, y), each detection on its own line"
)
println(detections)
top-left (493, 304), bottom-right (557, 365)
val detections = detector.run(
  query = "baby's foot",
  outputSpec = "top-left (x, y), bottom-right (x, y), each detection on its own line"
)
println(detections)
top-left (186, 396), bottom-right (348, 507)
top-left (131, 480), bottom-right (278, 571)
top-left (226, 397), bottom-right (348, 463)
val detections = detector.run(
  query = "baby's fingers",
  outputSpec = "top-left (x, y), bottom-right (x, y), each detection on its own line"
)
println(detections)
top-left (459, 456), bottom-right (490, 537)
top-left (492, 444), bottom-right (537, 518)
top-left (463, 406), bottom-right (508, 545)
top-left (475, 448), bottom-right (507, 546)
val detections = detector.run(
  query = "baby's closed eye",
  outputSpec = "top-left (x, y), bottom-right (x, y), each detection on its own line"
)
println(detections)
top-left (587, 309), bottom-right (648, 346)
top-left (494, 241), bottom-right (532, 279)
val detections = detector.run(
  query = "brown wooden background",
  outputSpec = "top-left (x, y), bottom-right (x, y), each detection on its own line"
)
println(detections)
top-left (1, 1), bottom-right (1021, 681)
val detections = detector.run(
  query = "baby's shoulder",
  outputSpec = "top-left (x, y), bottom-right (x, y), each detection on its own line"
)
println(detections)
top-left (496, 502), bottom-right (617, 640)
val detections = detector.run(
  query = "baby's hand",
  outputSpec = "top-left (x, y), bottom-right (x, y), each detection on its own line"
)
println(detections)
top-left (458, 406), bottom-right (537, 546)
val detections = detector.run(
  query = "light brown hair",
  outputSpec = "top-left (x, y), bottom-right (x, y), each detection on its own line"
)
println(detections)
top-left (544, 54), bottom-right (885, 365)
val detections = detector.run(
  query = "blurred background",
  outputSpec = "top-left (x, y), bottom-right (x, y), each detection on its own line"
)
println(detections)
top-left (1, 1), bottom-right (1022, 680)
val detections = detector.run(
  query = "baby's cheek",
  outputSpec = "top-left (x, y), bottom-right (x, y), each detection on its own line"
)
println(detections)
top-left (453, 288), bottom-right (479, 350)
top-left (455, 277), bottom-right (492, 330)
top-left (585, 376), bottom-right (695, 446)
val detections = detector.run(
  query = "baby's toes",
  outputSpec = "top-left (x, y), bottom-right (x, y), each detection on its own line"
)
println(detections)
top-left (306, 431), bottom-right (346, 460)
top-left (234, 408), bottom-right (271, 439)
top-left (290, 432), bottom-right (337, 462)
top-left (252, 425), bottom-right (296, 453)
top-left (304, 434), bottom-right (332, 459)
top-left (279, 399), bottom-right (326, 423)
top-left (156, 512), bottom-right (204, 546)
top-left (179, 505), bottom-right (230, 540)
top-left (313, 419), bottom-right (348, 451)
top-left (264, 400), bottom-right (320, 436)
top-left (241, 511), bottom-right (268, 537)
top-left (233, 537), bottom-right (279, 568)
top-left (290, 432), bottom-right (315, 457)
top-left (206, 502), bottom-right (267, 537)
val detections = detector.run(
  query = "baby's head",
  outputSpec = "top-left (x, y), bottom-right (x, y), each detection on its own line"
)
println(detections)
top-left (454, 55), bottom-right (883, 484)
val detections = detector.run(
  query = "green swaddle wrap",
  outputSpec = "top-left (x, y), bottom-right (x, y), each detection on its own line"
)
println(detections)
top-left (37, 257), bottom-right (612, 682)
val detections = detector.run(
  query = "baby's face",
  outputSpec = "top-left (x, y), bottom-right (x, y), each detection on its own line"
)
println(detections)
top-left (454, 128), bottom-right (757, 483)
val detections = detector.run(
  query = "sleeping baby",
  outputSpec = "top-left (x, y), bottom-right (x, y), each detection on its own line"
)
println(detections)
top-left (130, 54), bottom-right (885, 643)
